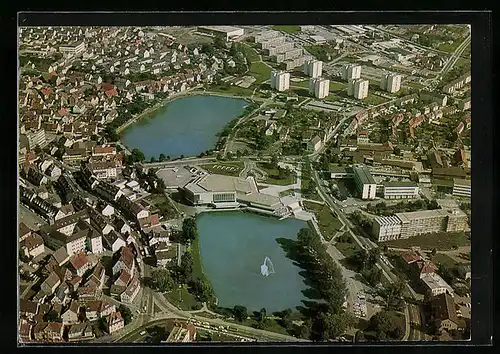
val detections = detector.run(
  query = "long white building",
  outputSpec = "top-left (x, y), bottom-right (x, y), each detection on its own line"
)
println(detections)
top-left (270, 71), bottom-right (290, 92)
top-left (452, 178), bottom-right (471, 198)
top-left (304, 59), bottom-right (323, 78)
top-left (352, 166), bottom-right (376, 200)
top-left (341, 64), bottom-right (361, 81)
top-left (383, 181), bottom-right (419, 199)
top-left (309, 77), bottom-right (330, 99)
top-left (372, 215), bottom-right (402, 242)
top-left (348, 79), bottom-right (369, 100)
top-left (380, 73), bottom-right (402, 93)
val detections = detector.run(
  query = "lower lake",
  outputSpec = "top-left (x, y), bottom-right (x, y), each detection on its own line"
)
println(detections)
top-left (120, 95), bottom-right (248, 159)
top-left (196, 211), bottom-right (310, 313)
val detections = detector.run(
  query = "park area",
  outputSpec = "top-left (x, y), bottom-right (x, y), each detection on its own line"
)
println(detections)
top-left (334, 232), bottom-right (362, 259)
top-left (271, 25), bottom-right (301, 34)
top-left (257, 162), bottom-right (296, 186)
top-left (381, 231), bottom-right (470, 251)
top-left (201, 161), bottom-right (244, 177)
top-left (303, 201), bottom-right (343, 241)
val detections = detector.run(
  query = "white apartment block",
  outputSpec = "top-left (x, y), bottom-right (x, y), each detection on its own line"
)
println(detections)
top-left (270, 71), bottom-right (290, 92)
top-left (59, 41), bottom-right (86, 56)
top-left (352, 166), bottom-right (376, 200)
top-left (341, 64), bottom-right (362, 81)
top-left (380, 73), bottom-right (402, 93)
top-left (452, 178), bottom-right (471, 198)
top-left (304, 59), bottom-right (323, 78)
top-left (309, 77), bottom-right (330, 99)
top-left (373, 216), bottom-right (402, 242)
top-left (26, 129), bottom-right (47, 150)
top-left (67, 235), bottom-right (87, 256)
top-left (348, 79), bottom-right (369, 100)
top-left (383, 182), bottom-right (420, 199)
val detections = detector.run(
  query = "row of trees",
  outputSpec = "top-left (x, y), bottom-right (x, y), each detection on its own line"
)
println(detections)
top-left (291, 228), bottom-right (353, 340)
top-left (366, 199), bottom-right (440, 216)
top-left (348, 248), bottom-right (383, 287)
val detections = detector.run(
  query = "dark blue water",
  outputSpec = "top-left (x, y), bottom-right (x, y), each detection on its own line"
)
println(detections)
top-left (121, 95), bottom-right (248, 159)
top-left (196, 211), bottom-right (310, 313)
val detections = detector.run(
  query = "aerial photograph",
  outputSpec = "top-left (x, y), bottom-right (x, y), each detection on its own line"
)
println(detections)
top-left (18, 24), bottom-right (471, 344)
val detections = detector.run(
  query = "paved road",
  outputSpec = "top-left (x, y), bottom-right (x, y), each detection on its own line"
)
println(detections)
top-left (141, 157), bottom-right (217, 169)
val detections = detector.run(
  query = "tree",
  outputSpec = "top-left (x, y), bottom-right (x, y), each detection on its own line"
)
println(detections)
top-left (259, 308), bottom-right (267, 322)
top-left (431, 248), bottom-right (437, 256)
top-left (150, 268), bottom-right (174, 292)
top-left (43, 310), bottom-right (60, 322)
top-left (159, 153), bottom-right (166, 162)
top-left (383, 245), bottom-right (389, 253)
top-left (179, 251), bottom-right (194, 282)
top-left (150, 156), bottom-right (157, 163)
top-left (181, 217), bottom-right (198, 245)
top-left (270, 154), bottom-right (278, 168)
top-left (118, 304), bottom-right (133, 325)
top-left (189, 276), bottom-right (214, 302)
top-left (299, 319), bottom-right (312, 339)
top-left (427, 199), bottom-right (440, 210)
top-left (34, 145), bottom-right (42, 155)
top-left (437, 264), bottom-right (454, 285)
top-left (233, 305), bottom-right (248, 322)
top-left (131, 148), bottom-right (145, 163)
top-left (98, 316), bottom-right (107, 332)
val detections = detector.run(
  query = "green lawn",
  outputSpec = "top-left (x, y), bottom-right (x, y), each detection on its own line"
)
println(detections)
top-left (329, 81), bottom-right (347, 92)
top-left (258, 162), bottom-right (296, 186)
top-left (164, 285), bottom-right (201, 311)
top-left (238, 318), bottom-right (290, 336)
top-left (249, 62), bottom-right (272, 85)
top-left (291, 80), bottom-right (310, 88)
top-left (194, 311), bottom-right (219, 319)
top-left (271, 25), bottom-right (301, 34)
top-left (382, 231), bottom-right (470, 251)
top-left (362, 93), bottom-right (389, 106)
top-left (405, 81), bottom-right (425, 89)
top-left (200, 161), bottom-right (244, 177)
top-left (437, 40), bottom-right (461, 53)
top-left (209, 85), bottom-right (255, 96)
top-left (334, 240), bottom-right (362, 259)
top-left (431, 253), bottom-right (459, 269)
top-left (303, 201), bottom-right (343, 241)
top-left (150, 195), bottom-right (179, 220)
top-left (291, 87), bottom-right (310, 97)
top-left (240, 43), bottom-right (260, 62)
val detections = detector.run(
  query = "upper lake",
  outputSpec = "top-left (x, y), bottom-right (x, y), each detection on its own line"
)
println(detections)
top-left (120, 95), bottom-right (248, 159)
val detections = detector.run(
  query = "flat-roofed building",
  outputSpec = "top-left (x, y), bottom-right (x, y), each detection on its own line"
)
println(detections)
top-left (270, 71), bottom-right (290, 92)
top-left (352, 166), bottom-right (376, 200)
top-left (341, 64), bottom-right (362, 81)
top-left (330, 166), bottom-right (354, 179)
top-left (382, 181), bottom-right (419, 199)
top-left (309, 77), bottom-right (329, 99)
top-left (452, 178), bottom-right (471, 198)
top-left (397, 208), bottom-right (468, 238)
top-left (380, 73), bottom-right (402, 93)
top-left (304, 59), bottom-right (323, 78)
top-left (421, 272), bottom-right (454, 297)
top-left (59, 41), bottom-right (86, 56)
top-left (373, 215), bottom-right (402, 242)
top-left (197, 26), bottom-right (244, 41)
top-left (348, 79), bottom-right (369, 100)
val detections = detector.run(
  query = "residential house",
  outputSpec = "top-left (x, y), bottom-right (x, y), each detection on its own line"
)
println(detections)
top-left (20, 299), bottom-right (39, 321)
top-left (120, 275), bottom-right (141, 303)
top-left (66, 275), bottom-right (83, 293)
top-left (21, 233), bottom-right (45, 258)
top-left (85, 262), bottom-right (106, 290)
top-left (19, 319), bottom-right (33, 343)
top-left (77, 285), bottom-right (99, 300)
top-left (69, 253), bottom-right (93, 277)
top-left (67, 323), bottom-right (95, 342)
top-left (51, 282), bottom-right (70, 306)
top-left (102, 230), bottom-right (127, 253)
top-left (19, 222), bottom-right (32, 241)
top-left (114, 269), bottom-right (132, 287)
top-left (96, 202), bottom-right (115, 217)
top-left (50, 247), bottom-right (70, 267)
top-left (114, 218), bottom-right (131, 235)
top-left (33, 322), bottom-right (64, 342)
top-left (165, 321), bottom-right (197, 342)
top-left (112, 246), bottom-right (135, 276)
top-left (40, 272), bottom-right (62, 295)
top-left (431, 293), bottom-right (461, 333)
top-left (107, 312), bottom-right (125, 334)
top-left (61, 300), bottom-right (80, 325)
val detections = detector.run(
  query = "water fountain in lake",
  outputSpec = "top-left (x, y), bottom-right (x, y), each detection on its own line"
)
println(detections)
top-left (260, 256), bottom-right (275, 276)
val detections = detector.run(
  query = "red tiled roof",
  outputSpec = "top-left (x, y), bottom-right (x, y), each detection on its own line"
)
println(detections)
top-left (105, 89), bottom-right (118, 98)
top-left (401, 252), bottom-right (421, 264)
top-left (70, 253), bottom-right (90, 270)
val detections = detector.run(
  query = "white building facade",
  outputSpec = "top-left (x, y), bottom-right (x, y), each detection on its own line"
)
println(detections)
top-left (372, 216), bottom-right (402, 242)
top-left (303, 59), bottom-right (323, 78)
top-left (270, 71), bottom-right (290, 92)
top-left (348, 79), bottom-right (369, 99)
top-left (380, 73), bottom-right (402, 93)
top-left (341, 64), bottom-right (361, 81)
top-left (309, 78), bottom-right (330, 99)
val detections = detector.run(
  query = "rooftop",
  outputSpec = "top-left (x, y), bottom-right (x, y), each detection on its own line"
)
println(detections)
top-left (352, 166), bottom-right (376, 185)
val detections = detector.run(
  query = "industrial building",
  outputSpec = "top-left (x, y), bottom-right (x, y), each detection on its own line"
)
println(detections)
top-left (380, 73), bottom-right (402, 93)
top-left (341, 64), bottom-right (362, 81)
top-left (382, 181), bottom-right (419, 199)
top-left (270, 71), bottom-right (290, 92)
top-left (373, 208), bottom-right (468, 241)
top-left (309, 77), bottom-right (330, 99)
top-left (197, 26), bottom-right (244, 41)
top-left (304, 59), bottom-right (323, 78)
top-left (348, 79), bottom-right (369, 100)
top-left (452, 178), bottom-right (471, 198)
top-left (352, 166), bottom-right (376, 200)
